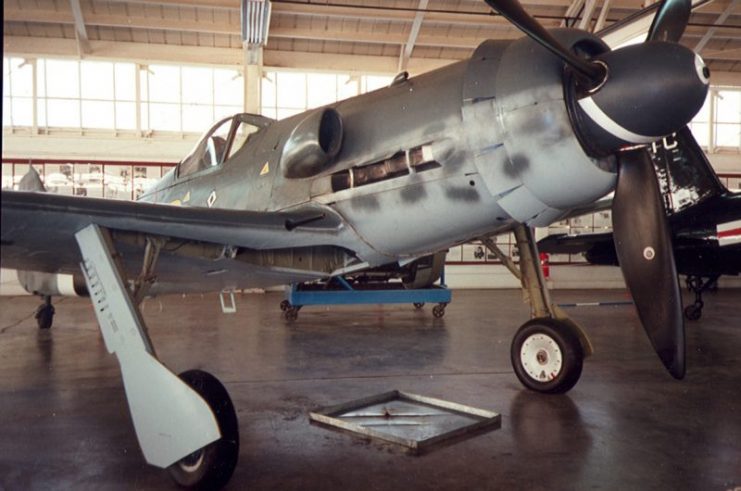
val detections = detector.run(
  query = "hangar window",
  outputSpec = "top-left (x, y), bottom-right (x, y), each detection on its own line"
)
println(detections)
top-left (715, 90), bottom-right (741, 148)
top-left (4, 57), bottom-right (34, 127)
top-left (2, 57), bottom-right (244, 134)
top-left (689, 94), bottom-right (711, 147)
top-left (260, 71), bottom-right (393, 120)
top-left (140, 64), bottom-right (243, 133)
top-left (688, 88), bottom-right (741, 151)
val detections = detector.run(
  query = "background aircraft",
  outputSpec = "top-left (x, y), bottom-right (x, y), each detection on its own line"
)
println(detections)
top-left (0, 0), bottom-right (711, 488)
top-left (538, 128), bottom-right (741, 320)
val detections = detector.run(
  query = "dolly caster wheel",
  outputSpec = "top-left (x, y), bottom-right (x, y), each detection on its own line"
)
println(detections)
top-left (167, 370), bottom-right (239, 490)
top-left (284, 307), bottom-right (300, 321)
top-left (511, 318), bottom-right (583, 394)
top-left (432, 303), bottom-right (446, 318)
top-left (413, 302), bottom-right (425, 310)
top-left (280, 300), bottom-right (291, 312)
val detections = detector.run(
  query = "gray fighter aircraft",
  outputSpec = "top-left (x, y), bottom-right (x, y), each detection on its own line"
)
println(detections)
top-left (0, 0), bottom-right (711, 487)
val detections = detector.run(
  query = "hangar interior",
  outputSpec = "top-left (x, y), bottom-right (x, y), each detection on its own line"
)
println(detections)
top-left (1, 0), bottom-right (740, 489)
top-left (3, 0), bottom-right (741, 291)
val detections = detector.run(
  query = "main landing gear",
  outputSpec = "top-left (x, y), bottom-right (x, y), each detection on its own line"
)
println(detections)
top-left (482, 226), bottom-right (592, 394)
top-left (168, 370), bottom-right (240, 489)
top-left (35, 295), bottom-right (55, 330)
top-left (510, 317), bottom-right (584, 394)
top-left (683, 274), bottom-right (719, 321)
top-left (74, 225), bottom-right (238, 489)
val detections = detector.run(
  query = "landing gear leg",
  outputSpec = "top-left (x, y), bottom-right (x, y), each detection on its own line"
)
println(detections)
top-left (684, 274), bottom-right (719, 321)
top-left (35, 295), bottom-right (55, 330)
top-left (74, 224), bottom-right (238, 489)
top-left (482, 227), bottom-right (591, 394)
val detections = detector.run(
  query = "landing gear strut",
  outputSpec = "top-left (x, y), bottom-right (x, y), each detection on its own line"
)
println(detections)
top-left (482, 226), bottom-right (592, 394)
top-left (74, 224), bottom-right (238, 489)
top-left (35, 295), bottom-right (55, 330)
top-left (683, 275), bottom-right (719, 321)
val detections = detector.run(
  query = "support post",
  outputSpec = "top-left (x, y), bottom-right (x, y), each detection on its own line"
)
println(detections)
top-left (244, 55), bottom-right (262, 114)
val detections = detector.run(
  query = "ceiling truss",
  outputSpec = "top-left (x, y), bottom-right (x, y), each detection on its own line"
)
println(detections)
top-left (3, 0), bottom-right (740, 75)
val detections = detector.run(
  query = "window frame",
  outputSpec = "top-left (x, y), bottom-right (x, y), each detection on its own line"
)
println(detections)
top-left (176, 112), bottom-right (274, 180)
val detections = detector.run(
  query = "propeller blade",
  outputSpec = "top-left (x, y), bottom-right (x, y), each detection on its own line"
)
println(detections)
top-left (612, 149), bottom-right (685, 379)
top-left (646, 0), bottom-right (691, 42)
top-left (483, 0), bottom-right (605, 83)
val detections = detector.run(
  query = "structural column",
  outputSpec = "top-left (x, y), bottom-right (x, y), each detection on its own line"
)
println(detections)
top-left (244, 48), bottom-right (263, 114)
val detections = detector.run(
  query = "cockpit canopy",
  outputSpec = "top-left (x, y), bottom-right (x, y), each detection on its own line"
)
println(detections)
top-left (177, 113), bottom-right (274, 179)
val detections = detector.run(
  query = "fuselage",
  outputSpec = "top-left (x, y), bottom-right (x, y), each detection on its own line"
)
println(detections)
top-left (141, 29), bottom-right (617, 269)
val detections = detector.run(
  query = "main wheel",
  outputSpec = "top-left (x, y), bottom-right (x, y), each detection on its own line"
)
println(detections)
top-left (511, 318), bottom-right (584, 394)
top-left (684, 303), bottom-right (702, 321)
top-left (167, 370), bottom-right (239, 490)
top-left (35, 302), bottom-right (55, 330)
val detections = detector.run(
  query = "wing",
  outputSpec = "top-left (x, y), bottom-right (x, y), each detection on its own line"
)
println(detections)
top-left (1, 190), bottom-right (359, 293)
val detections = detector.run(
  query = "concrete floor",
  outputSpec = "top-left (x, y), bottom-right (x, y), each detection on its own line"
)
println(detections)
top-left (0, 289), bottom-right (739, 490)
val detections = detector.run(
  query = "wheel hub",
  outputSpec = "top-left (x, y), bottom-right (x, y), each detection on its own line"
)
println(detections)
top-left (521, 334), bottom-right (563, 382)
top-left (536, 349), bottom-right (549, 365)
top-left (178, 448), bottom-right (205, 473)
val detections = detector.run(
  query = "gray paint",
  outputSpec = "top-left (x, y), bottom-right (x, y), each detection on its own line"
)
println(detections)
top-left (3, 34), bottom-right (628, 294)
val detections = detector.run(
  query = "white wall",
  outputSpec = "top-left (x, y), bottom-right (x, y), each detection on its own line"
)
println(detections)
top-left (444, 264), bottom-right (741, 290)
top-left (4, 264), bottom-right (739, 296)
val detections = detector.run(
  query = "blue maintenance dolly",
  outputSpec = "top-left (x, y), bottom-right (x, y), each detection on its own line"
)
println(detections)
top-left (280, 275), bottom-right (452, 321)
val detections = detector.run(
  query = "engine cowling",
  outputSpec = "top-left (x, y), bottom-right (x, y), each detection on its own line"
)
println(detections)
top-left (281, 108), bottom-right (343, 179)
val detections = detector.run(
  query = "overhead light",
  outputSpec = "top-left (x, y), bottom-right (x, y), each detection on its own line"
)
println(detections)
top-left (241, 0), bottom-right (272, 48)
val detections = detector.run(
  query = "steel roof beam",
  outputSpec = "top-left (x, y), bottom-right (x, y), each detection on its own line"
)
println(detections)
top-left (69, 0), bottom-right (91, 55)
top-left (695, 0), bottom-right (738, 53)
top-left (400, 0), bottom-right (429, 71)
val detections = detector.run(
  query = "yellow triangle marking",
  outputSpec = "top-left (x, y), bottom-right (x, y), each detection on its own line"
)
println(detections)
top-left (260, 161), bottom-right (270, 176)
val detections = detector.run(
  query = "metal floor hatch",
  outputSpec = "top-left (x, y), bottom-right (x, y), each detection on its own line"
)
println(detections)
top-left (309, 390), bottom-right (501, 454)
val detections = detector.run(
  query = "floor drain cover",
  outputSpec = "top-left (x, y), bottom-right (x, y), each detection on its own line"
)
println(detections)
top-left (310, 390), bottom-right (501, 453)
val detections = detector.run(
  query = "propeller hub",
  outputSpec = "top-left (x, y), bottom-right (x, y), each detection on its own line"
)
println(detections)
top-left (570, 42), bottom-right (709, 156)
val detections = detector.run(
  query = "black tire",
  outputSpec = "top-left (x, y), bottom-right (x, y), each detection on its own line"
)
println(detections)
top-left (35, 304), bottom-right (54, 330)
top-left (684, 304), bottom-right (702, 321)
top-left (432, 304), bottom-right (446, 318)
top-left (167, 370), bottom-right (239, 490)
top-left (280, 300), bottom-right (291, 312)
top-left (511, 318), bottom-right (584, 394)
top-left (284, 308), bottom-right (299, 321)
top-left (413, 302), bottom-right (425, 310)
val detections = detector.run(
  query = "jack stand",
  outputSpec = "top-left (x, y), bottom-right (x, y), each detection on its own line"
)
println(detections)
top-left (75, 224), bottom-right (220, 468)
